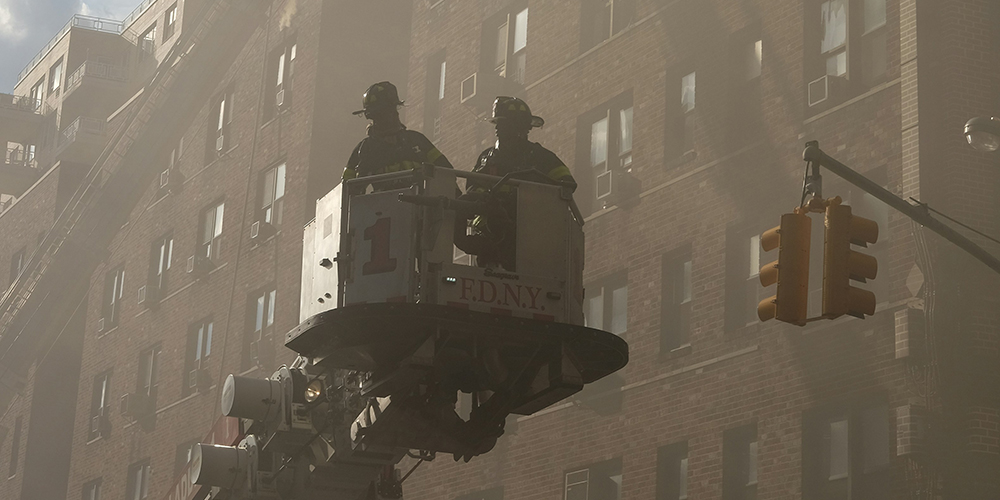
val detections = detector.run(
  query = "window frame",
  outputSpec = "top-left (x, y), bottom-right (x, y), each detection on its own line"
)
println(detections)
top-left (88, 371), bottom-right (112, 441)
top-left (199, 200), bottom-right (225, 260)
top-left (49, 58), bottom-right (64, 94)
top-left (259, 163), bottom-right (286, 225)
top-left (564, 457), bottom-right (623, 500)
top-left (579, 91), bottom-right (634, 210)
top-left (483, 4), bottom-right (528, 84)
top-left (149, 233), bottom-right (173, 293)
top-left (9, 246), bottom-right (26, 283)
top-left (244, 286), bottom-right (277, 369)
top-left (140, 23), bottom-right (157, 53)
top-left (125, 459), bottom-right (152, 500)
top-left (802, 400), bottom-right (891, 499)
top-left (661, 246), bottom-right (693, 352)
top-left (163, 4), bottom-right (178, 41)
top-left (8, 415), bottom-right (22, 478)
top-left (656, 441), bottom-right (689, 500)
top-left (722, 424), bottom-right (758, 500)
top-left (184, 318), bottom-right (213, 396)
top-left (585, 272), bottom-right (629, 336)
top-left (205, 85), bottom-right (234, 160)
top-left (424, 50), bottom-right (447, 140)
top-left (82, 477), bottom-right (103, 500)
top-left (103, 266), bottom-right (126, 329)
top-left (136, 344), bottom-right (160, 400)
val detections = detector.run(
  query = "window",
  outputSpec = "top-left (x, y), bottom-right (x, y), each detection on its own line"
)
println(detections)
top-left (102, 266), bottom-right (126, 329)
top-left (679, 71), bottom-right (696, 153)
top-left (486, 6), bottom-right (528, 84)
top-left (136, 345), bottom-right (159, 400)
top-left (49, 58), bottom-right (63, 94)
top-left (803, 402), bottom-right (890, 499)
top-left (585, 273), bottom-right (628, 335)
top-left (657, 442), bottom-right (689, 500)
top-left (725, 224), bottom-right (771, 332)
top-left (243, 286), bottom-right (276, 369)
top-left (206, 86), bottom-right (234, 160)
top-left (163, 4), bottom-right (178, 40)
top-left (184, 319), bottom-right (213, 396)
top-left (661, 247), bottom-right (692, 351)
top-left (126, 459), bottom-right (151, 500)
top-left (259, 163), bottom-right (286, 225)
top-left (582, 92), bottom-right (633, 208)
top-left (140, 24), bottom-right (157, 53)
top-left (807, 0), bottom-right (887, 107)
top-left (168, 137), bottom-right (183, 170)
top-left (9, 246), bottom-right (25, 282)
top-left (29, 78), bottom-right (44, 108)
top-left (729, 27), bottom-right (762, 144)
top-left (8, 416), bottom-right (21, 478)
top-left (424, 51), bottom-right (447, 140)
top-left (148, 234), bottom-right (173, 294)
top-left (266, 42), bottom-right (296, 119)
top-left (454, 487), bottom-right (503, 500)
top-left (200, 201), bottom-right (225, 260)
top-left (581, 0), bottom-right (634, 51)
top-left (89, 371), bottom-right (111, 441)
top-left (723, 424), bottom-right (757, 500)
top-left (82, 478), bottom-right (102, 500)
top-left (565, 458), bottom-right (623, 500)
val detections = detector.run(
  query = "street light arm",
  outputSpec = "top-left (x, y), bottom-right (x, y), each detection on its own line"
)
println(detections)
top-left (802, 141), bottom-right (1000, 276)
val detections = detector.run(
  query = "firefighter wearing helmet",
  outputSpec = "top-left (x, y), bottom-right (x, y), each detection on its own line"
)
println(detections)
top-left (455, 96), bottom-right (577, 271)
top-left (343, 81), bottom-right (453, 191)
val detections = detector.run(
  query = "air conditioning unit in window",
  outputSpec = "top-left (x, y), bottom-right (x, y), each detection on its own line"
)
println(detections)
top-left (460, 71), bottom-right (519, 113)
top-left (158, 168), bottom-right (185, 195)
top-left (159, 169), bottom-right (171, 190)
top-left (137, 283), bottom-right (161, 308)
top-left (186, 255), bottom-right (215, 279)
top-left (595, 169), bottom-right (640, 209)
top-left (808, 74), bottom-right (848, 108)
top-left (460, 73), bottom-right (478, 104)
top-left (250, 220), bottom-right (277, 244)
top-left (276, 84), bottom-right (291, 110)
top-left (97, 317), bottom-right (106, 333)
top-left (215, 134), bottom-right (226, 153)
top-left (91, 409), bottom-right (111, 436)
top-left (188, 368), bottom-right (212, 394)
top-left (120, 391), bottom-right (154, 418)
top-left (249, 338), bottom-right (275, 368)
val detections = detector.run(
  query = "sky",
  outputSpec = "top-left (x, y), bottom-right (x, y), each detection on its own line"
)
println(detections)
top-left (0, 0), bottom-right (137, 92)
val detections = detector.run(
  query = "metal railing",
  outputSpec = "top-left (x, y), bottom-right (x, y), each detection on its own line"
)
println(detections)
top-left (0, 94), bottom-right (41, 114)
top-left (58, 117), bottom-right (107, 148)
top-left (65, 61), bottom-right (129, 94)
top-left (121, 0), bottom-right (158, 32)
top-left (4, 148), bottom-right (39, 170)
top-left (17, 15), bottom-right (124, 87)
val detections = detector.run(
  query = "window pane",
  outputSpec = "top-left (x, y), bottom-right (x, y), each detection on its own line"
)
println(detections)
top-left (513, 8), bottom-right (528, 53)
top-left (217, 99), bottom-right (226, 130)
top-left (267, 289), bottom-right (276, 326)
top-left (202, 208), bottom-right (215, 244)
top-left (611, 285), bottom-right (628, 334)
top-left (262, 169), bottom-right (275, 209)
top-left (195, 327), bottom-right (203, 361)
top-left (681, 260), bottom-right (692, 304)
top-left (275, 164), bottom-right (286, 200)
top-left (276, 52), bottom-right (285, 86)
top-left (214, 203), bottom-right (225, 237)
top-left (746, 40), bottom-right (762, 80)
top-left (829, 419), bottom-right (849, 479)
top-left (619, 107), bottom-right (633, 155)
top-left (747, 440), bottom-right (758, 485)
top-left (205, 322), bottom-right (213, 357)
top-left (590, 116), bottom-right (608, 168)
top-left (821, 0), bottom-right (848, 53)
top-left (586, 293), bottom-right (603, 329)
top-left (681, 72), bottom-right (696, 112)
top-left (679, 457), bottom-right (688, 499)
top-left (255, 295), bottom-right (264, 332)
top-left (438, 61), bottom-right (447, 100)
top-left (826, 51), bottom-right (847, 76)
top-left (495, 22), bottom-right (509, 70)
top-left (749, 235), bottom-right (760, 278)
top-left (863, 0), bottom-right (886, 33)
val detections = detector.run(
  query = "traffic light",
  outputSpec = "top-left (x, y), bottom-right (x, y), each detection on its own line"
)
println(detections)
top-left (758, 212), bottom-right (811, 326)
top-left (822, 202), bottom-right (878, 319)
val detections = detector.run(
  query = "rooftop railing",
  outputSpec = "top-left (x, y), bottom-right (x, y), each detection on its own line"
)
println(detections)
top-left (17, 15), bottom-right (124, 87)
top-left (65, 61), bottom-right (129, 94)
top-left (120, 0), bottom-right (158, 32)
top-left (58, 116), bottom-right (107, 148)
top-left (0, 94), bottom-right (41, 114)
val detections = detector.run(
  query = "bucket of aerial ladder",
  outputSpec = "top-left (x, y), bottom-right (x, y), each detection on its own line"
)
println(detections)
top-left (192, 165), bottom-right (628, 500)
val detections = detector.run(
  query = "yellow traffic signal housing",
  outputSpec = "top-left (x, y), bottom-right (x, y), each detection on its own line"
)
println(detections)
top-left (823, 203), bottom-right (879, 319)
top-left (758, 212), bottom-right (811, 326)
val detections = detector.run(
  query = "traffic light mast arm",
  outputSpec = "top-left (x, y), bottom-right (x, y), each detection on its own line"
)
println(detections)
top-left (803, 141), bottom-right (1000, 276)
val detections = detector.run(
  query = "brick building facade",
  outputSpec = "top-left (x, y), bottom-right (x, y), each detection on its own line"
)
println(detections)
top-left (395, 0), bottom-right (1000, 499)
top-left (1, 0), bottom-right (998, 499)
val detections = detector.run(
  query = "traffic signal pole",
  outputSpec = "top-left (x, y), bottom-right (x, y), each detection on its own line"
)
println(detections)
top-left (803, 141), bottom-right (1000, 276)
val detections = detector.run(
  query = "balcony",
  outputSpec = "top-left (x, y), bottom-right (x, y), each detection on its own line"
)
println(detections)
top-left (62, 61), bottom-right (130, 117)
top-left (0, 94), bottom-right (43, 141)
top-left (53, 117), bottom-right (107, 164)
top-left (1, 147), bottom-right (42, 197)
top-left (16, 15), bottom-right (124, 88)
